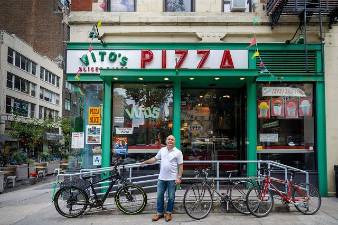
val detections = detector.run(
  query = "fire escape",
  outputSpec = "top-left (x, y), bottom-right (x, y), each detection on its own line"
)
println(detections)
top-left (266, 0), bottom-right (338, 71)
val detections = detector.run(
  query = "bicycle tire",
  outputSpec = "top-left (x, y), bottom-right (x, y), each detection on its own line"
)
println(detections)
top-left (53, 186), bottom-right (89, 218)
top-left (293, 183), bottom-right (321, 215)
top-left (246, 185), bottom-right (274, 218)
top-left (183, 183), bottom-right (213, 220)
top-left (115, 184), bottom-right (147, 215)
top-left (230, 180), bottom-right (255, 215)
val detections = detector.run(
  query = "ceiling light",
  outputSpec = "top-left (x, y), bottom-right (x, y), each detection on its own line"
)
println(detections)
top-left (214, 77), bottom-right (220, 80)
top-left (240, 77), bottom-right (245, 80)
top-left (113, 77), bottom-right (118, 80)
top-left (164, 77), bottom-right (169, 81)
top-left (138, 77), bottom-right (144, 81)
top-left (189, 77), bottom-right (195, 80)
top-left (199, 95), bottom-right (203, 98)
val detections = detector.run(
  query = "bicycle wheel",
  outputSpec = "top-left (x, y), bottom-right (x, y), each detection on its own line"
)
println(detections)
top-left (246, 185), bottom-right (274, 217)
top-left (230, 180), bottom-right (255, 215)
top-left (115, 184), bottom-right (147, 215)
top-left (183, 183), bottom-right (213, 220)
top-left (53, 186), bottom-right (89, 218)
top-left (293, 183), bottom-right (321, 215)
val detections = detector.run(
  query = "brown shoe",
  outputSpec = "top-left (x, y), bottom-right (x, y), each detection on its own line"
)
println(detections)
top-left (164, 213), bottom-right (172, 222)
top-left (152, 214), bottom-right (164, 222)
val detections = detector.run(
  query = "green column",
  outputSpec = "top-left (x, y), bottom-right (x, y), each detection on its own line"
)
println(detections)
top-left (173, 78), bottom-right (181, 149)
top-left (247, 79), bottom-right (257, 176)
top-left (102, 81), bottom-right (112, 168)
top-left (316, 81), bottom-right (327, 196)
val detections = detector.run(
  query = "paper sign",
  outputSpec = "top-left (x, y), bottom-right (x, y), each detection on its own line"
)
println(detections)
top-left (86, 125), bottom-right (102, 144)
top-left (71, 132), bottom-right (84, 149)
top-left (271, 98), bottom-right (284, 117)
top-left (113, 137), bottom-right (128, 156)
top-left (262, 87), bottom-right (306, 97)
top-left (93, 155), bottom-right (102, 166)
top-left (285, 99), bottom-right (299, 118)
top-left (116, 128), bottom-right (133, 135)
top-left (260, 133), bottom-right (279, 143)
top-left (89, 107), bottom-right (101, 125)
top-left (299, 98), bottom-right (312, 117)
top-left (258, 100), bottom-right (270, 119)
top-left (114, 117), bottom-right (124, 123)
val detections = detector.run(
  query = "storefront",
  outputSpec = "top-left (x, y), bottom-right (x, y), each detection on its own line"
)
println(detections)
top-left (66, 42), bottom-right (327, 194)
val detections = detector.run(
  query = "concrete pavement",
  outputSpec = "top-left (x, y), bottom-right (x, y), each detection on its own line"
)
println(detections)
top-left (0, 179), bottom-right (338, 225)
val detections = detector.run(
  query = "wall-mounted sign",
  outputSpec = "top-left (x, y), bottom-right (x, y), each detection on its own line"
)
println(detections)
top-left (262, 87), bottom-right (306, 97)
top-left (89, 107), bottom-right (101, 125)
top-left (67, 49), bottom-right (248, 74)
top-left (71, 132), bottom-right (84, 149)
top-left (116, 127), bottom-right (133, 135)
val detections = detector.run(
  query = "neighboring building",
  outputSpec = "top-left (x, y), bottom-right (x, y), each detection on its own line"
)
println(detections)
top-left (0, 30), bottom-right (63, 136)
top-left (66, 0), bottom-right (338, 196)
top-left (0, 0), bottom-right (80, 117)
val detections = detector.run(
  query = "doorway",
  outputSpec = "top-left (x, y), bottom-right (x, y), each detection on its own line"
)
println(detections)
top-left (180, 88), bottom-right (246, 175)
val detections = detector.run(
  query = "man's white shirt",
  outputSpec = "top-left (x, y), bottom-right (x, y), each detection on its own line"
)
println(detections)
top-left (155, 147), bottom-right (183, 180)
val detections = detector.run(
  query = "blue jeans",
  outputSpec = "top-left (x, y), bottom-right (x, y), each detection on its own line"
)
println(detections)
top-left (156, 180), bottom-right (176, 214)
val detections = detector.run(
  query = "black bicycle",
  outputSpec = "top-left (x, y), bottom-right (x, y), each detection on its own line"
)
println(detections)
top-left (183, 168), bottom-right (255, 220)
top-left (53, 159), bottom-right (147, 218)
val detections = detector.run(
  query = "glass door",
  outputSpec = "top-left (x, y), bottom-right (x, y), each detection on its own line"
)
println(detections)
top-left (181, 88), bottom-right (246, 176)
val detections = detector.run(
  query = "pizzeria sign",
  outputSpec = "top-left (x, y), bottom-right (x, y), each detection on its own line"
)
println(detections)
top-left (66, 49), bottom-right (248, 74)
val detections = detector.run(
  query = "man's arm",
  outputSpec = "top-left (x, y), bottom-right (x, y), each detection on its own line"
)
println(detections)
top-left (176, 163), bottom-right (184, 184)
top-left (141, 157), bottom-right (158, 165)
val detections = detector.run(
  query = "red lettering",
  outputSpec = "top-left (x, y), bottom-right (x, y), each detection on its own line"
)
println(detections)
top-left (220, 49), bottom-right (234, 69)
top-left (197, 50), bottom-right (210, 68)
top-left (162, 50), bottom-right (166, 69)
top-left (175, 50), bottom-right (188, 69)
top-left (140, 50), bottom-right (153, 68)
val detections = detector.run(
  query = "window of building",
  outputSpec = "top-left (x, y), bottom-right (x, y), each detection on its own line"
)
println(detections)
top-left (7, 47), bottom-right (14, 64)
top-left (110, 0), bottom-right (135, 12)
top-left (31, 84), bottom-right (36, 97)
top-left (30, 104), bottom-right (35, 118)
top-left (256, 83), bottom-right (316, 170)
top-left (223, 0), bottom-right (250, 12)
top-left (13, 98), bottom-right (29, 117)
top-left (40, 67), bottom-right (44, 80)
top-left (7, 72), bottom-right (13, 89)
top-left (6, 96), bottom-right (12, 114)
top-left (12, 75), bottom-right (32, 95)
top-left (112, 83), bottom-right (173, 162)
top-left (39, 106), bottom-right (43, 119)
top-left (165, 0), bottom-right (194, 12)
top-left (55, 94), bottom-right (60, 105)
top-left (56, 77), bottom-right (60, 87)
top-left (65, 99), bottom-right (71, 111)
top-left (32, 62), bottom-right (37, 75)
top-left (15, 52), bottom-right (20, 67)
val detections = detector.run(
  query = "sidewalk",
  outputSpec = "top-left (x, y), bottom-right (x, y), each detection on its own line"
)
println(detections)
top-left (0, 179), bottom-right (338, 225)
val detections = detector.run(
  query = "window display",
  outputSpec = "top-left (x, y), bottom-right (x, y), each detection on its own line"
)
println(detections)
top-left (112, 83), bottom-right (173, 164)
top-left (257, 83), bottom-right (316, 170)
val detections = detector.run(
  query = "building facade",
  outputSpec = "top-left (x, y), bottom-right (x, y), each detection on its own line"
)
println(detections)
top-left (67, 0), bottom-right (338, 196)
top-left (0, 31), bottom-right (63, 135)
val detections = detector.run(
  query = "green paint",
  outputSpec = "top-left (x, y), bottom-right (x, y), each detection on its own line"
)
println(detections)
top-left (102, 82), bottom-right (112, 168)
top-left (316, 82), bottom-right (327, 196)
top-left (109, 52), bottom-right (117, 62)
top-left (80, 55), bottom-right (89, 66)
top-left (120, 56), bottom-right (128, 66)
top-left (91, 52), bottom-right (97, 63)
top-left (99, 51), bottom-right (106, 61)
top-left (173, 78), bottom-right (181, 149)
top-left (246, 79), bottom-right (257, 177)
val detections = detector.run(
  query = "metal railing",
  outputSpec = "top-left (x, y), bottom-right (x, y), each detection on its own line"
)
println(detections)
top-left (56, 160), bottom-right (309, 200)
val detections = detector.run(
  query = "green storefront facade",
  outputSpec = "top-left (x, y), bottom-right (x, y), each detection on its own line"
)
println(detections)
top-left (66, 42), bottom-right (327, 196)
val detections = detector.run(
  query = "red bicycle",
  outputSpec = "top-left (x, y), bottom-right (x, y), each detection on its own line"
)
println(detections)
top-left (245, 167), bottom-right (321, 217)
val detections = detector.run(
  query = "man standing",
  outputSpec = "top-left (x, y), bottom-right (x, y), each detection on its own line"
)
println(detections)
top-left (142, 135), bottom-right (183, 222)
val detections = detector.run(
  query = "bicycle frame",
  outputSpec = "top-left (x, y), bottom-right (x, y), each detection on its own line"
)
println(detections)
top-left (87, 170), bottom-right (125, 206)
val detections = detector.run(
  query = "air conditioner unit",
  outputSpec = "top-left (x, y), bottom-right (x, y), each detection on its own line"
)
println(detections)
top-left (230, 0), bottom-right (247, 12)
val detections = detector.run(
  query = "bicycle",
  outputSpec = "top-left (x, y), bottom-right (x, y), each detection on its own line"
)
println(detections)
top-left (245, 167), bottom-right (321, 217)
top-left (53, 159), bottom-right (147, 218)
top-left (183, 168), bottom-right (255, 220)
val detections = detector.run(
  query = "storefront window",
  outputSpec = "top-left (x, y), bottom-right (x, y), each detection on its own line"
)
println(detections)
top-left (112, 83), bottom-right (173, 165)
top-left (81, 83), bottom-right (103, 169)
top-left (257, 83), bottom-right (316, 170)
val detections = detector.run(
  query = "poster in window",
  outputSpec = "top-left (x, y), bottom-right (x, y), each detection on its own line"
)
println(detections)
top-left (111, 0), bottom-right (135, 12)
top-left (86, 125), bottom-right (101, 144)
top-left (299, 98), bottom-right (312, 117)
top-left (271, 98), bottom-right (284, 117)
top-left (113, 137), bottom-right (128, 156)
top-left (258, 100), bottom-right (270, 119)
top-left (285, 99), bottom-right (299, 118)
